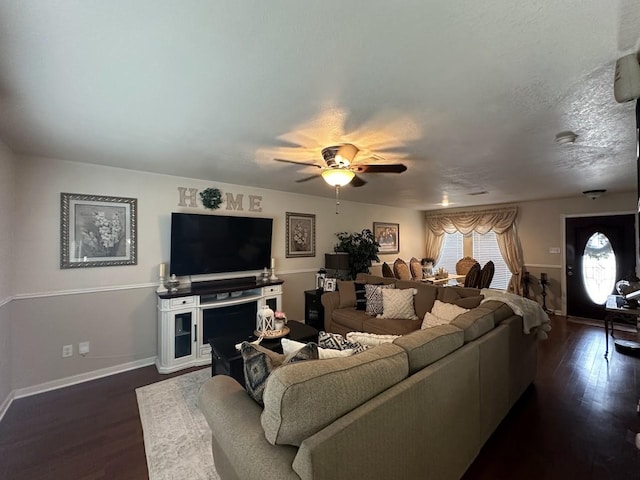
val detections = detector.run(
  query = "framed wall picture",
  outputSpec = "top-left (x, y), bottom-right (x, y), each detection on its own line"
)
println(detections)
top-left (324, 277), bottom-right (337, 292)
top-left (60, 193), bottom-right (138, 268)
top-left (286, 212), bottom-right (316, 258)
top-left (373, 222), bottom-right (400, 254)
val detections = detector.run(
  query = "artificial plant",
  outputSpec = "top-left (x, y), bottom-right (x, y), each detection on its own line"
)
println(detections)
top-left (334, 229), bottom-right (380, 280)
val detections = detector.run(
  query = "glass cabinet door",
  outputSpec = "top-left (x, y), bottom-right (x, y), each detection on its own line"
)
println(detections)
top-left (174, 311), bottom-right (193, 359)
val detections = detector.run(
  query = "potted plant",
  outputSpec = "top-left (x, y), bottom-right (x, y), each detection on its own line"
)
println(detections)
top-left (334, 229), bottom-right (380, 280)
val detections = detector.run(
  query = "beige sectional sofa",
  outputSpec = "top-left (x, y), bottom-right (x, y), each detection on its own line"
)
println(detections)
top-left (198, 274), bottom-right (539, 480)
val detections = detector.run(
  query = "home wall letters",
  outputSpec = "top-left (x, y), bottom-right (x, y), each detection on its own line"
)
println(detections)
top-left (177, 187), bottom-right (262, 212)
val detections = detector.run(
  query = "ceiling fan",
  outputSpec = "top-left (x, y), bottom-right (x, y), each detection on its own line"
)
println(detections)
top-left (274, 143), bottom-right (407, 188)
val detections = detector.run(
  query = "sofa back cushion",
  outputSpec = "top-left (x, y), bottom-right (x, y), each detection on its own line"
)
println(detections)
top-left (355, 273), bottom-right (396, 285)
top-left (439, 285), bottom-right (483, 309)
top-left (393, 324), bottom-right (464, 374)
top-left (479, 300), bottom-right (514, 325)
top-left (396, 280), bottom-right (438, 318)
top-left (261, 343), bottom-right (409, 446)
top-left (449, 307), bottom-right (495, 342)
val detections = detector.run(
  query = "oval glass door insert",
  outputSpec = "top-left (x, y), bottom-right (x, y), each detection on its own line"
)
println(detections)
top-left (581, 232), bottom-right (616, 305)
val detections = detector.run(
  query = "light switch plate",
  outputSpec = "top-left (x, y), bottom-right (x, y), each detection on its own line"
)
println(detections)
top-left (549, 247), bottom-right (561, 254)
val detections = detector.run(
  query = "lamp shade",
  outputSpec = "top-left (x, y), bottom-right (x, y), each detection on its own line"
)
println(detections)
top-left (321, 168), bottom-right (355, 186)
top-left (325, 252), bottom-right (349, 270)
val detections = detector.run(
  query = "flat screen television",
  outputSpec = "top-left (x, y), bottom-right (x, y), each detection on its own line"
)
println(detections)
top-left (170, 212), bottom-right (273, 276)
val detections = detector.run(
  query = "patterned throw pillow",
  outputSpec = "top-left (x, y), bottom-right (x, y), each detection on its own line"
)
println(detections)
top-left (355, 282), bottom-right (368, 310)
top-left (380, 288), bottom-right (418, 320)
top-left (365, 283), bottom-right (395, 316)
top-left (421, 312), bottom-right (450, 329)
top-left (318, 331), bottom-right (368, 353)
top-left (282, 338), bottom-right (354, 359)
top-left (240, 341), bottom-right (319, 405)
top-left (431, 300), bottom-right (470, 321)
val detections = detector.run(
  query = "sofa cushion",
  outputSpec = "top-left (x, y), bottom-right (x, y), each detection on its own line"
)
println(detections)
top-left (365, 283), bottom-right (395, 316)
top-left (380, 288), bottom-right (418, 320)
top-left (346, 331), bottom-right (400, 347)
top-left (449, 307), bottom-right (495, 342)
top-left (240, 342), bottom-right (319, 405)
top-left (479, 300), bottom-right (514, 325)
top-left (393, 258), bottom-right (412, 280)
top-left (355, 273), bottom-right (396, 285)
top-left (393, 324), bottom-right (465, 374)
top-left (396, 280), bottom-right (439, 318)
top-left (261, 343), bottom-right (409, 446)
top-left (362, 315), bottom-right (421, 336)
top-left (331, 308), bottom-right (370, 332)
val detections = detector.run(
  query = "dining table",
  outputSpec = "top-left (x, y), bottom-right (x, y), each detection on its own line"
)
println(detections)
top-left (422, 274), bottom-right (466, 285)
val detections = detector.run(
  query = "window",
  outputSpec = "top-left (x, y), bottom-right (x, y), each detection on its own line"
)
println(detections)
top-left (437, 229), bottom-right (511, 290)
top-left (437, 231), bottom-right (463, 275)
top-left (472, 230), bottom-right (511, 290)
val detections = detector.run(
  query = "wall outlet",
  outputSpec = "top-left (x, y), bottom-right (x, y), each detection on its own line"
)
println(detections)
top-left (79, 341), bottom-right (90, 356)
top-left (62, 345), bottom-right (73, 358)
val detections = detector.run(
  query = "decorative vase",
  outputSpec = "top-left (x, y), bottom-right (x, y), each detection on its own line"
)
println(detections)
top-left (256, 304), bottom-right (275, 333)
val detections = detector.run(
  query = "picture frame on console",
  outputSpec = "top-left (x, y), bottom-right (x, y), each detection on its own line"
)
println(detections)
top-left (373, 222), bottom-right (399, 254)
top-left (285, 212), bottom-right (316, 258)
top-left (323, 277), bottom-right (337, 292)
top-left (60, 193), bottom-right (138, 268)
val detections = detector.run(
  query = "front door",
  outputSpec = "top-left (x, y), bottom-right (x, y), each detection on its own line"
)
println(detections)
top-left (565, 214), bottom-right (636, 320)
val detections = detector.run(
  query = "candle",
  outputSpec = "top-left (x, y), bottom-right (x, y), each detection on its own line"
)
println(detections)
top-left (159, 263), bottom-right (166, 278)
top-left (271, 258), bottom-right (275, 269)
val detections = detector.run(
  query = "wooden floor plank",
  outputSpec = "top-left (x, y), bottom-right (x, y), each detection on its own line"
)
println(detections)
top-left (1, 317), bottom-right (639, 480)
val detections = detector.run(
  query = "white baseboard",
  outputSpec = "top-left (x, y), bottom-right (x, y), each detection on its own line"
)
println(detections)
top-left (0, 356), bottom-right (156, 422)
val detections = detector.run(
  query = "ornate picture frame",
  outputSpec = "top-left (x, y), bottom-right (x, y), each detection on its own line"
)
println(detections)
top-left (373, 222), bottom-right (400, 254)
top-left (60, 193), bottom-right (138, 268)
top-left (285, 212), bottom-right (316, 258)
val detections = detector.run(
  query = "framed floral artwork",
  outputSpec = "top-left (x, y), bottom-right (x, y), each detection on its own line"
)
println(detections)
top-left (60, 193), bottom-right (138, 268)
top-left (285, 212), bottom-right (316, 258)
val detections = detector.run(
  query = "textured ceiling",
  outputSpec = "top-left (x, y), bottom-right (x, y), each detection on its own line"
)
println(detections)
top-left (0, 1), bottom-right (638, 210)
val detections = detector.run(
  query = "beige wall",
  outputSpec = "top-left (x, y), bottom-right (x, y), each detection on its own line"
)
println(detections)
top-left (426, 191), bottom-right (637, 313)
top-left (0, 142), bottom-right (16, 408)
top-left (7, 155), bottom-right (425, 393)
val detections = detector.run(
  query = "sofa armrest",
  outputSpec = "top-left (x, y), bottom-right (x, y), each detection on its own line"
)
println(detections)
top-left (320, 291), bottom-right (340, 331)
top-left (198, 375), bottom-right (299, 480)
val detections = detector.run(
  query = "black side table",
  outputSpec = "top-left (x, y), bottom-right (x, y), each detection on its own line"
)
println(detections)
top-left (209, 320), bottom-right (319, 387)
top-left (304, 289), bottom-right (325, 331)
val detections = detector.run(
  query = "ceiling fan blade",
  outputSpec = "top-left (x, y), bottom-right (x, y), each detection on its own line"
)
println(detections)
top-left (352, 164), bottom-right (407, 174)
top-left (350, 174), bottom-right (367, 187)
top-left (296, 175), bottom-right (321, 183)
top-left (275, 158), bottom-right (322, 168)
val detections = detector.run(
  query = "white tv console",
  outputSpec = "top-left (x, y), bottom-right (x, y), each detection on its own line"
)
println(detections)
top-left (156, 277), bottom-right (283, 373)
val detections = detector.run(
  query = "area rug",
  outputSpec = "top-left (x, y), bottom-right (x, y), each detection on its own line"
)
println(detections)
top-left (136, 368), bottom-right (220, 480)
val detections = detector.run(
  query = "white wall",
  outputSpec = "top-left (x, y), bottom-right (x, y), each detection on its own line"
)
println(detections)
top-left (8, 156), bottom-right (424, 392)
top-left (0, 141), bottom-right (16, 409)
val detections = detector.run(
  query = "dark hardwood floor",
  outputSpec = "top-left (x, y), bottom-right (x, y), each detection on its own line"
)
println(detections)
top-left (1, 316), bottom-right (639, 480)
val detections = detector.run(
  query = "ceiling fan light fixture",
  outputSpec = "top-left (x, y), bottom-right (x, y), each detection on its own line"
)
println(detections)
top-left (321, 168), bottom-right (355, 187)
top-left (555, 131), bottom-right (578, 145)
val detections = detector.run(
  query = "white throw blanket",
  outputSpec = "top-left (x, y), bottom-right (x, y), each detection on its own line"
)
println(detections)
top-left (480, 289), bottom-right (551, 340)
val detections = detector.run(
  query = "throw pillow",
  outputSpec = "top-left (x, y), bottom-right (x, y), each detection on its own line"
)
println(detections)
top-left (421, 312), bottom-right (450, 329)
top-left (318, 331), bottom-right (368, 353)
top-left (346, 331), bottom-right (400, 346)
top-left (379, 288), bottom-right (418, 320)
top-left (365, 283), bottom-right (395, 316)
top-left (282, 337), bottom-right (354, 359)
top-left (393, 258), bottom-right (412, 280)
top-left (240, 341), bottom-right (319, 405)
top-left (431, 300), bottom-right (470, 322)
top-left (355, 282), bottom-right (368, 311)
top-left (337, 280), bottom-right (357, 308)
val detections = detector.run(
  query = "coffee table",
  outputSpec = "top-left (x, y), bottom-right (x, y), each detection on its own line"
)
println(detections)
top-left (209, 320), bottom-right (319, 387)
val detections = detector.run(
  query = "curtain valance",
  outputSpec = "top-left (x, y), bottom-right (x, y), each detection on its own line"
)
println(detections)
top-left (425, 207), bottom-right (517, 235)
